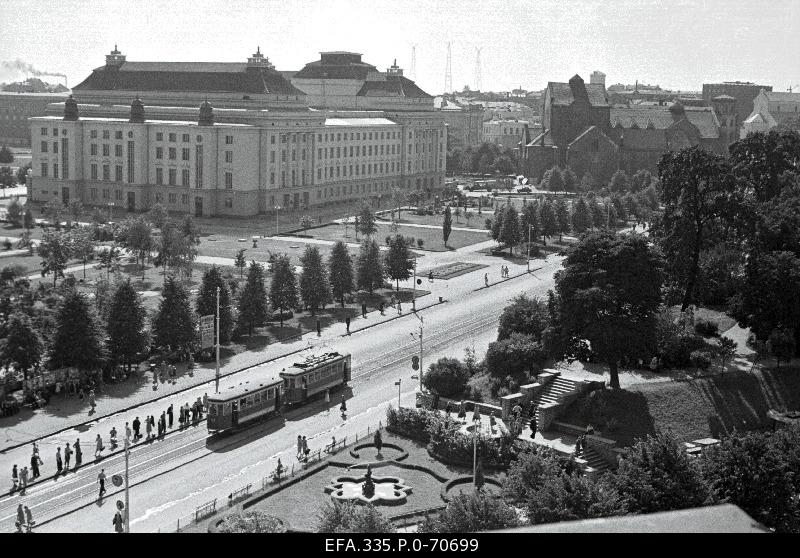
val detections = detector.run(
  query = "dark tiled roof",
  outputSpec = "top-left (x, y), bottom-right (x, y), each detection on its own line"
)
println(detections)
top-left (528, 128), bottom-right (554, 147)
top-left (356, 76), bottom-right (432, 99)
top-left (610, 106), bottom-right (719, 139)
top-left (293, 60), bottom-right (378, 80)
top-left (548, 82), bottom-right (609, 107)
top-left (73, 62), bottom-right (304, 96)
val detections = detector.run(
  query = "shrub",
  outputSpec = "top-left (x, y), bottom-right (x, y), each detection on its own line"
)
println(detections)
top-left (485, 218), bottom-right (493, 230)
top-left (485, 333), bottom-right (547, 378)
top-left (423, 357), bottom-right (470, 398)
top-left (2, 239), bottom-right (11, 250)
top-left (689, 350), bottom-right (713, 370)
top-left (419, 490), bottom-right (519, 533)
top-left (385, 235), bottom-right (392, 246)
top-left (426, 412), bottom-right (519, 467)
top-left (386, 405), bottom-right (433, 442)
top-left (218, 511), bottom-right (286, 533)
top-left (317, 501), bottom-right (393, 533)
top-left (694, 319), bottom-right (720, 338)
top-left (417, 238), bottom-right (424, 249)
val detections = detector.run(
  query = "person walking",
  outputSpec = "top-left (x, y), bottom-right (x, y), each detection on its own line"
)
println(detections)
top-left (97, 468), bottom-right (106, 499)
top-left (113, 510), bottom-right (124, 533)
top-left (340, 394), bottom-right (347, 414)
top-left (296, 435), bottom-right (303, 459)
top-left (11, 464), bottom-right (18, 492)
top-left (74, 439), bottom-right (82, 469)
top-left (195, 397), bottom-right (204, 419)
top-left (428, 270), bottom-right (434, 283)
top-left (160, 412), bottom-right (167, 436)
top-left (325, 389), bottom-right (330, 406)
top-left (55, 447), bottom-right (63, 476)
top-left (178, 405), bottom-right (185, 428)
top-left (345, 316), bottom-right (351, 334)
top-left (484, 273), bottom-right (489, 287)
top-left (19, 467), bottom-right (28, 493)
top-left (110, 426), bottom-right (118, 448)
top-left (361, 302), bottom-right (367, 319)
top-left (125, 422), bottom-right (132, 442)
top-left (133, 417), bottom-right (141, 440)
top-left (24, 506), bottom-right (34, 532)
top-left (64, 442), bottom-right (72, 470)
top-left (316, 319), bottom-right (321, 337)
top-left (95, 434), bottom-right (104, 458)
top-left (530, 416), bottom-right (538, 439)
top-left (16, 504), bottom-right (25, 533)
top-left (499, 265), bottom-right (504, 278)
top-left (145, 415), bottom-right (152, 440)
top-left (30, 452), bottom-right (40, 480)
top-left (88, 389), bottom-right (96, 411)
top-left (167, 404), bottom-right (174, 428)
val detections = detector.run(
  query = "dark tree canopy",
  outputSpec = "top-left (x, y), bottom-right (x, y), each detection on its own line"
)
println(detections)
top-left (384, 235), bottom-right (414, 291)
top-left (196, 266), bottom-right (234, 343)
top-left (497, 294), bottom-right (550, 341)
top-left (299, 245), bottom-right (331, 315)
top-left (328, 241), bottom-right (354, 307)
top-left (269, 255), bottom-right (298, 328)
top-left (237, 261), bottom-right (269, 335)
top-left (0, 312), bottom-right (43, 380)
top-left (356, 239), bottom-right (384, 294)
top-left (152, 276), bottom-right (196, 352)
top-left (107, 279), bottom-right (149, 371)
top-left (48, 290), bottom-right (106, 372)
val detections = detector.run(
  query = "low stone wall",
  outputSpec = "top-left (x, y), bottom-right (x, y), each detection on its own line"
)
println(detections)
top-left (416, 392), bottom-right (501, 417)
top-left (537, 380), bottom-right (604, 431)
top-left (584, 434), bottom-right (621, 469)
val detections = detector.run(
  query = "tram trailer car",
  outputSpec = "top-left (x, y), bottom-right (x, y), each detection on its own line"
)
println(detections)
top-left (207, 376), bottom-right (283, 433)
top-left (280, 351), bottom-right (351, 406)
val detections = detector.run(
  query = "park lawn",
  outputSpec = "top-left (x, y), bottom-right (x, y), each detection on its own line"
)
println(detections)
top-left (294, 222), bottom-right (490, 252)
top-left (0, 252), bottom-right (43, 275)
top-left (559, 365), bottom-right (800, 447)
top-left (377, 210), bottom-right (491, 232)
top-left (197, 235), bottom-right (361, 266)
top-left (667, 305), bottom-right (737, 333)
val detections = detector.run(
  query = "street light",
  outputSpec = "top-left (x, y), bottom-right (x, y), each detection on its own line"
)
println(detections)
top-left (412, 255), bottom-right (417, 312)
top-left (472, 412), bottom-right (480, 487)
top-left (273, 205), bottom-right (282, 236)
top-left (410, 313), bottom-right (424, 394)
top-left (123, 434), bottom-right (130, 533)
top-left (526, 224), bottom-right (533, 272)
top-left (215, 286), bottom-right (220, 394)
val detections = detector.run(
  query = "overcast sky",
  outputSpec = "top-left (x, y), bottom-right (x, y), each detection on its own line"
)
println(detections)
top-left (1, 0), bottom-right (798, 94)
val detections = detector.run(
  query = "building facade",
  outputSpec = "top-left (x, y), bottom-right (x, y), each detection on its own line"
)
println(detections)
top-left (482, 118), bottom-right (529, 148)
top-left (1, 91), bottom-right (69, 147)
top-left (434, 97), bottom-right (484, 150)
top-left (29, 48), bottom-right (446, 217)
top-left (702, 81), bottom-right (772, 129)
top-left (741, 90), bottom-right (800, 137)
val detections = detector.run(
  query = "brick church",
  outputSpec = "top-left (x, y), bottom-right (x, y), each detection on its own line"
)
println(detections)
top-left (520, 74), bottom-right (734, 184)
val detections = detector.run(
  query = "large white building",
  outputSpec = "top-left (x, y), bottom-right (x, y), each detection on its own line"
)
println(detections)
top-left (741, 89), bottom-right (800, 137)
top-left (29, 47), bottom-right (446, 217)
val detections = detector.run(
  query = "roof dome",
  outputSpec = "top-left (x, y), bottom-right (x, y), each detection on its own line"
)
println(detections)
top-left (198, 100), bottom-right (214, 126)
top-left (63, 95), bottom-right (79, 121)
top-left (129, 97), bottom-right (145, 123)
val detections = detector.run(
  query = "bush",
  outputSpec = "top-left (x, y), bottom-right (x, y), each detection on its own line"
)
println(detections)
top-left (386, 406), bottom-right (433, 442)
top-left (417, 238), bottom-right (424, 249)
top-left (689, 350), bottom-right (713, 370)
top-left (423, 357), bottom-right (470, 398)
top-left (2, 239), bottom-right (11, 250)
top-left (426, 412), bottom-right (519, 467)
top-left (317, 501), bottom-right (393, 533)
top-left (385, 235), bottom-right (392, 246)
top-left (485, 333), bottom-right (547, 378)
top-left (217, 511), bottom-right (286, 533)
top-left (485, 218), bottom-right (493, 230)
top-left (694, 319), bottom-right (720, 338)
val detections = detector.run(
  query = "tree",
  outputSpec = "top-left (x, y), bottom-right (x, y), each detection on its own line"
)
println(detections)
top-left (497, 294), bottom-right (549, 341)
top-left (196, 266), bottom-right (234, 344)
top-left (357, 204), bottom-right (377, 238)
top-left (609, 169), bottom-right (630, 193)
top-left (442, 205), bottom-right (453, 247)
top-left (527, 470), bottom-right (628, 525)
top-left (554, 198), bottom-right (571, 242)
top-left (152, 276), bottom-right (196, 353)
top-left (356, 239), bottom-right (384, 294)
top-left (630, 169), bottom-right (651, 193)
top-left (423, 357), bottom-right (470, 397)
top-left (553, 232), bottom-right (665, 389)
top-left (97, 245), bottom-right (122, 281)
top-left (48, 290), bottom-right (106, 373)
top-left (384, 235), bottom-right (414, 292)
top-left (148, 203), bottom-right (168, 230)
top-left (419, 490), bottom-right (518, 533)
top-left (67, 199), bottom-right (83, 228)
top-left (539, 199), bottom-right (557, 244)
top-left (237, 261), bottom-right (269, 335)
top-left (609, 431), bottom-right (711, 514)
top-left (218, 511), bottom-right (286, 533)
top-left (269, 256), bottom-right (298, 328)
top-left (317, 501), bottom-right (393, 533)
top-left (546, 167), bottom-right (564, 192)
top-left (38, 229), bottom-right (72, 287)
top-left (485, 333), bottom-right (547, 378)
top-left (718, 336), bottom-right (737, 373)
top-left (0, 166), bottom-right (14, 190)
top-left (107, 279), bottom-right (149, 373)
top-left (580, 173), bottom-right (596, 193)
top-left (23, 207), bottom-right (35, 231)
top-left (118, 217), bottom-right (153, 279)
top-left (588, 197), bottom-right (604, 230)
top-left (652, 147), bottom-right (735, 311)
top-left (767, 328), bottom-right (796, 368)
top-left (0, 312), bottom-right (43, 381)
top-left (43, 199), bottom-right (64, 229)
top-left (571, 197), bottom-right (592, 234)
top-left (328, 241), bottom-right (354, 307)
top-left (299, 246), bottom-right (331, 315)
top-left (69, 227), bottom-right (94, 279)
top-left (6, 197), bottom-right (22, 226)
top-left (521, 201), bottom-right (540, 244)
top-left (503, 446), bottom-right (577, 502)
top-left (299, 214), bottom-right (314, 233)
top-left (0, 145), bottom-right (13, 163)
top-left (498, 204), bottom-right (520, 254)
top-left (234, 248), bottom-right (247, 279)
top-left (16, 163), bottom-right (30, 186)
top-left (729, 130), bottom-right (800, 203)
top-left (562, 168), bottom-right (578, 192)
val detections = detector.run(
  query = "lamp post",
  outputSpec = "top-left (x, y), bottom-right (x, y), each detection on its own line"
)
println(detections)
top-left (472, 414), bottom-right (479, 486)
top-left (412, 255), bottom-right (417, 312)
top-left (410, 313), bottom-right (424, 393)
top-left (274, 205), bottom-right (281, 236)
top-left (215, 286), bottom-right (220, 394)
top-left (396, 378), bottom-right (402, 409)
top-left (526, 224), bottom-right (532, 272)
top-left (123, 434), bottom-right (130, 533)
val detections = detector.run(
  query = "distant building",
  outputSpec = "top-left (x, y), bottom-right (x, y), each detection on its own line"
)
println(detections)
top-left (434, 97), bottom-right (484, 149)
top-left (483, 118), bottom-right (528, 149)
top-left (590, 71), bottom-right (606, 87)
top-left (702, 81), bottom-right (772, 131)
top-left (741, 90), bottom-right (800, 137)
top-left (1, 91), bottom-right (69, 147)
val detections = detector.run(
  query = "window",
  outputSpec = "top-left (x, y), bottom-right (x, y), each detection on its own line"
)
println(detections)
top-left (168, 147), bottom-right (176, 160)
top-left (271, 151), bottom-right (275, 163)
top-left (182, 148), bottom-right (189, 161)
top-left (182, 134), bottom-right (189, 142)
top-left (168, 133), bottom-right (176, 142)
top-left (224, 172), bottom-right (233, 189)
top-left (115, 131), bottom-right (123, 140)
top-left (41, 163), bottom-right (48, 177)
top-left (52, 128), bottom-right (58, 136)
top-left (41, 141), bottom-right (48, 153)
top-left (115, 145), bottom-right (122, 157)
top-left (224, 197), bottom-right (233, 208)
top-left (155, 147), bottom-right (163, 160)
top-left (90, 130), bottom-right (97, 139)
top-left (102, 130), bottom-right (110, 140)
top-left (41, 127), bottom-right (47, 136)
top-left (182, 169), bottom-right (190, 187)
top-left (90, 144), bottom-right (97, 156)
top-left (292, 150), bottom-right (296, 161)
top-left (270, 172), bottom-right (275, 185)
top-left (90, 188), bottom-right (96, 199)
top-left (181, 194), bottom-right (189, 205)
top-left (225, 151), bottom-right (233, 163)
top-left (271, 136), bottom-right (276, 144)
top-left (102, 144), bottom-right (109, 157)
top-left (115, 165), bottom-right (122, 182)
top-left (127, 141), bottom-right (135, 183)
top-left (155, 193), bottom-right (162, 203)
top-left (168, 193), bottom-right (177, 204)
top-left (53, 142), bottom-right (58, 154)
top-left (156, 168), bottom-right (163, 185)
top-left (169, 169), bottom-right (177, 186)
top-left (103, 164), bottom-right (110, 180)
top-left (115, 190), bottom-right (123, 201)
top-left (90, 163), bottom-right (98, 180)
top-left (282, 150), bottom-right (286, 162)
top-left (225, 135), bottom-right (233, 144)
top-left (156, 132), bottom-right (163, 141)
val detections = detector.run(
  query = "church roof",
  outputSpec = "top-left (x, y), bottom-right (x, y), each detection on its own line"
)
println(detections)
top-left (548, 81), bottom-right (609, 107)
top-left (73, 61), bottom-right (305, 96)
top-left (764, 91), bottom-right (800, 103)
top-left (610, 106), bottom-right (719, 139)
top-left (293, 59), bottom-right (378, 80)
top-left (356, 75), bottom-right (432, 99)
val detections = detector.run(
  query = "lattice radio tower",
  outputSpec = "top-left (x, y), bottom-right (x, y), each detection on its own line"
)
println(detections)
top-left (475, 47), bottom-right (482, 92)
top-left (410, 44), bottom-right (417, 80)
top-left (444, 42), bottom-right (453, 94)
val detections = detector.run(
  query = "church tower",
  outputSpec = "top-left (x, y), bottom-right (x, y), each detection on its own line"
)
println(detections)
top-left (711, 95), bottom-right (737, 148)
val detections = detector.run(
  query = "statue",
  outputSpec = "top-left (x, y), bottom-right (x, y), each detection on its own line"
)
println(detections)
top-left (373, 429), bottom-right (383, 456)
top-left (362, 464), bottom-right (375, 498)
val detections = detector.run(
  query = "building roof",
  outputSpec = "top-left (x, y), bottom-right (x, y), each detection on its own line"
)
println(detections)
top-left (73, 61), bottom-right (305, 96)
top-left (208, 376), bottom-right (283, 403)
top-left (548, 81), bottom-right (609, 107)
top-left (744, 112), bottom-right (766, 124)
top-left (764, 91), bottom-right (800, 103)
top-left (293, 58), bottom-right (378, 80)
top-left (528, 128), bottom-right (555, 147)
top-left (610, 106), bottom-right (719, 139)
top-left (324, 117), bottom-right (397, 126)
top-left (356, 75), bottom-right (432, 99)
top-left (279, 351), bottom-right (348, 377)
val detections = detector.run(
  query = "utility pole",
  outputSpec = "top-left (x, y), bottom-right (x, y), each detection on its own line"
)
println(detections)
top-left (526, 224), bottom-right (532, 272)
top-left (444, 42), bottom-right (453, 94)
top-left (274, 206), bottom-right (281, 236)
top-left (412, 255), bottom-right (417, 312)
top-left (411, 313), bottom-right (424, 393)
top-left (124, 435), bottom-right (130, 533)
top-left (396, 378), bottom-right (402, 409)
top-left (472, 416), bottom-right (478, 486)
top-left (215, 286), bottom-right (220, 394)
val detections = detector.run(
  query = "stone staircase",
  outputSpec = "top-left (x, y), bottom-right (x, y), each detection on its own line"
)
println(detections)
top-left (577, 447), bottom-right (612, 480)
top-left (530, 375), bottom-right (585, 423)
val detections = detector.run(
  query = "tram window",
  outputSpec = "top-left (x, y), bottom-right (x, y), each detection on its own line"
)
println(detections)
top-left (246, 396), bottom-right (254, 407)
top-left (209, 404), bottom-right (218, 416)
top-left (223, 403), bottom-right (231, 416)
top-left (266, 388), bottom-right (272, 400)
top-left (254, 392), bottom-right (261, 403)
top-left (240, 398), bottom-right (246, 409)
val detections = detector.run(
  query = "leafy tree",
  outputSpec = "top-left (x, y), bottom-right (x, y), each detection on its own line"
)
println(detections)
top-left (299, 214), bottom-right (314, 233)
top-left (0, 166), bottom-right (14, 189)
top-left (580, 173), bottom-right (596, 193)
top-left (269, 256), bottom-right (298, 328)
top-left (196, 266), bottom-right (234, 343)
top-left (588, 197), bottom-right (604, 230)
top-left (610, 194), bottom-right (626, 222)
top-left (442, 205), bottom-right (453, 247)
top-left (218, 511), bottom-right (286, 533)
top-left (48, 290), bottom-right (106, 372)
top-left (0, 145), bottom-right (13, 163)
top-left (419, 490), bottom-right (518, 533)
top-left (328, 241), bottom-right (354, 307)
top-left (554, 198), bottom-right (571, 242)
top-left (553, 232), bottom-right (664, 388)
top-left (503, 446), bottom-right (578, 502)
top-left (539, 199), bottom-right (557, 244)
top-left (317, 501), bottom-right (392, 533)
top-left (423, 357), bottom-right (470, 397)
top-left (23, 207), bottom-right (35, 231)
top-left (623, 194), bottom-right (640, 223)
top-left (497, 294), bottom-right (549, 341)
top-left (69, 227), bottom-right (94, 279)
top-left (498, 204), bottom-right (520, 254)
top-left (153, 220), bottom-right (195, 281)
top-left (490, 207), bottom-right (504, 242)
top-left (630, 169), bottom-right (651, 193)
top-left (609, 169), bottom-right (630, 193)
top-left (729, 130), bottom-right (800, 203)
top-left (107, 279), bottom-right (149, 373)
top-left (234, 248), bottom-right (247, 279)
top-left (356, 239), bottom-right (384, 294)
top-left (67, 199), bottom-right (83, 228)
top-left (767, 328), bottom-right (796, 368)
top-left (652, 147), bottom-right (735, 310)
top-left (97, 245), bottom-right (122, 281)
top-left (118, 217), bottom-right (153, 278)
top-left (0, 312), bottom-right (43, 381)
top-left (38, 229), bottom-right (72, 287)
top-left (606, 204), bottom-right (619, 229)
top-left (299, 246), bottom-right (331, 315)
top-left (718, 336), bottom-right (737, 373)
top-left (485, 332), bottom-right (547, 378)
top-left (547, 167), bottom-right (564, 192)
top-left (357, 204), bottom-right (377, 238)
top-left (609, 431), bottom-right (710, 514)
top-left (43, 199), bottom-right (64, 229)
top-left (527, 470), bottom-right (628, 525)
top-left (237, 261), bottom-right (269, 335)
top-left (521, 201), bottom-right (540, 244)
top-left (148, 203), bottom-right (168, 230)
top-left (571, 197), bottom-right (592, 234)
top-left (16, 163), bottom-right (31, 186)
top-left (384, 235), bottom-right (414, 291)
top-left (562, 168), bottom-right (578, 192)
top-left (152, 276), bottom-right (196, 352)
top-left (6, 197), bottom-right (22, 226)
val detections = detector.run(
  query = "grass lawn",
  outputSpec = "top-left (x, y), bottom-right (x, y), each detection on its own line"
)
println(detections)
top-left (560, 365), bottom-right (800, 446)
top-left (197, 235), bottom-right (363, 267)
top-left (377, 210), bottom-right (491, 232)
top-left (667, 305), bottom-right (737, 333)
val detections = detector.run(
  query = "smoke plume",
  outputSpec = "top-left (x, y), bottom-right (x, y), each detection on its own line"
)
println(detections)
top-left (1, 59), bottom-right (67, 79)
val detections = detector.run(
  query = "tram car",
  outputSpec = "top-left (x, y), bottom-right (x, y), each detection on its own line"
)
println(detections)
top-left (207, 376), bottom-right (283, 433)
top-left (280, 351), bottom-right (351, 406)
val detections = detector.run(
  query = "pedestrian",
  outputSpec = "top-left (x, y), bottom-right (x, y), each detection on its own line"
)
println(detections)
top-left (12, 464), bottom-right (18, 492)
top-left (145, 416), bottom-right (152, 440)
top-left (484, 273), bottom-right (489, 287)
top-left (95, 434), bottom-right (104, 457)
top-left (301, 436), bottom-right (308, 456)
top-left (296, 435), bottom-right (302, 459)
top-left (97, 468), bottom-right (106, 499)
top-left (113, 510), bottom-right (124, 533)
top-left (499, 265), bottom-right (503, 278)
top-left (379, 302), bottom-right (384, 315)
top-left (16, 504), bottom-right (25, 533)
top-left (55, 447), bottom-right (63, 475)
top-left (325, 389), bottom-right (330, 405)
top-left (586, 424), bottom-right (595, 436)
top-left (361, 302), bottom-right (367, 318)
top-left (64, 443), bottom-right (72, 469)
top-left (30, 453), bottom-right (40, 479)
top-left (203, 393), bottom-right (208, 412)
top-left (179, 405), bottom-right (185, 428)
top-left (458, 400), bottom-right (466, 420)
top-left (428, 271), bottom-right (434, 282)
top-left (110, 426), bottom-right (118, 448)
top-left (345, 316), bottom-right (351, 334)
top-left (340, 395), bottom-right (347, 415)
top-left (196, 397), bottom-right (204, 419)
top-left (575, 437), bottom-right (582, 456)
top-left (316, 319), bottom-right (321, 336)
top-left (24, 506), bottom-right (34, 532)
top-left (89, 389), bottom-right (96, 410)
top-left (167, 404), bottom-right (174, 428)
top-left (397, 300), bottom-right (402, 314)
top-left (161, 412), bottom-right (167, 435)
top-left (74, 439), bottom-right (82, 468)
top-left (133, 417), bottom-right (141, 440)
top-left (489, 412), bottom-right (496, 430)
top-left (20, 467), bottom-right (28, 492)
top-left (78, 387), bottom-right (85, 401)
top-left (530, 417), bottom-right (538, 439)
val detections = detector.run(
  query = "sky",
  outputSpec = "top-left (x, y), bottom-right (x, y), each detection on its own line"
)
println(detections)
top-left (1, 0), bottom-right (798, 95)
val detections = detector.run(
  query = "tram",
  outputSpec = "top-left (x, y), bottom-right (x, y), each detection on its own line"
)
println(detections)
top-left (280, 351), bottom-right (351, 406)
top-left (206, 376), bottom-right (283, 433)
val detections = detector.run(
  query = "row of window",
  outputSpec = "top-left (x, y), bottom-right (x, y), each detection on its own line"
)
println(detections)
top-left (40, 127), bottom-right (68, 136)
